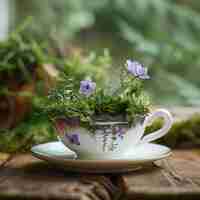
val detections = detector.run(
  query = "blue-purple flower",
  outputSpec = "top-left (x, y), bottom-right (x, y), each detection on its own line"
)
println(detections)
top-left (79, 79), bottom-right (96, 97)
top-left (126, 60), bottom-right (150, 79)
top-left (114, 127), bottom-right (126, 140)
top-left (66, 134), bottom-right (80, 145)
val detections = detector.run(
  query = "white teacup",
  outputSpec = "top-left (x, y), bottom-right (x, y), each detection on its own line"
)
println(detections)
top-left (54, 109), bottom-right (173, 160)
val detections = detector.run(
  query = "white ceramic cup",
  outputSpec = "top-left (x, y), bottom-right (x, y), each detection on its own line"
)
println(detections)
top-left (55, 109), bottom-right (173, 160)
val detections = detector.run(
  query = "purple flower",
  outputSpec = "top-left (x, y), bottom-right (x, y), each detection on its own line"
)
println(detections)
top-left (79, 79), bottom-right (96, 97)
top-left (114, 127), bottom-right (126, 139)
top-left (126, 60), bottom-right (150, 79)
top-left (66, 134), bottom-right (80, 145)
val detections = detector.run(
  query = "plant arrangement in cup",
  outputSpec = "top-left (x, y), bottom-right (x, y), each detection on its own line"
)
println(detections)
top-left (41, 59), bottom-right (173, 159)
top-left (45, 59), bottom-right (151, 129)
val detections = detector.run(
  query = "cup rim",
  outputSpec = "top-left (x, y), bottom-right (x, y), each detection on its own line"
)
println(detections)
top-left (93, 121), bottom-right (129, 126)
top-left (54, 113), bottom-right (146, 128)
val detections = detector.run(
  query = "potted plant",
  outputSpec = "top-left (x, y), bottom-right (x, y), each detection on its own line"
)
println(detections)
top-left (0, 24), bottom-right (51, 129)
top-left (43, 59), bottom-right (173, 159)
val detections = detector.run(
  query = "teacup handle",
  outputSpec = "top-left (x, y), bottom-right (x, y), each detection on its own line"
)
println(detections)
top-left (140, 109), bottom-right (173, 144)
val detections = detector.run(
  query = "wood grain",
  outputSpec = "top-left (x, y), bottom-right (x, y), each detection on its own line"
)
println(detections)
top-left (0, 150), bottom-right (200, 199)
top-left (0, 154), bottom-right (118, 200)
top-left (119, 150), bottom-right (200, 200)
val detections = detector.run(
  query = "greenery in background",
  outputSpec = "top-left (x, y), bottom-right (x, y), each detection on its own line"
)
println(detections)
top-left (0, 14), bottom-right (113, 96)
top-left (14, 0), bottom-right (200, 106)
top-left (1, 0), bottom-right (200, 152)
top-left (0, 19), bottom-right (48, 95)
top-left (0, 16), bottom-right (112, 89)
top-left (0, 112), bottom-right (55, 153)
top-left (61, 49), bottom-right (112, 87)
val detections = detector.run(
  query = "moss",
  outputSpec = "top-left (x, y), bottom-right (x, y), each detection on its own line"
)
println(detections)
top-left (0, 113), bottom-right (56, 153)
top-left (145, 114), bottom-right (200, 148)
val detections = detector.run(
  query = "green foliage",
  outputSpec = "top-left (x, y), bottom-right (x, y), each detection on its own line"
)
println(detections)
top-left (61, 49), bottom-right (112, 86)
top-left (145, 114), bottom-right (200, 148)
top-left (2, 1), bottom-right (200, 153)
top-left (129, 2), bottom-right (200, 105)
top-left (0, 18), bottom-right (47, 82)
top-left (0, 112), bottom-right (56, 153)
top-left (15, 0), bottom-right (96, 40)
top-left (0, 18), bottom-right (112, 96)
top-left (43, 62), bottom-right (150, 127)
top-left (15, 0), bottom-right (200, 105)
top-left (0, 20), bottom-right (114, 144)
top-left (93, 0), bottom-right (200, 105)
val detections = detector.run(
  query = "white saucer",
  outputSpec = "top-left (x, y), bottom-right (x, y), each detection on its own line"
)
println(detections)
top-left (31, 141), bottom-right (171, 173)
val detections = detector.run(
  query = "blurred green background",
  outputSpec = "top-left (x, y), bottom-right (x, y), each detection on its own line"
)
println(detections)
top-left (10, 0), bottom-right (200, 106)
top-left (1, 0), bottom-right (200, 151)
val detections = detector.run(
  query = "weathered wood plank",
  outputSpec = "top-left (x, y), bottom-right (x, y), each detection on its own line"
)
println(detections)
top-left (0, 151), bottom-right (200, 199)
top-left (119, 150), bottom-right (200, 200)
top-left (0, 154), bottom-right (118, 200)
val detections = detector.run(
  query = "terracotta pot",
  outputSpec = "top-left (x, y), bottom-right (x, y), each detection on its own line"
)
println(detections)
top-left (0, 95), bottom-right (16, 129)
top-left (0, 66), bottom-right (36, 129)
top-left (0, 81), bottom-right (35, 129)
top-left (0, 64), bottom-right (59, 129)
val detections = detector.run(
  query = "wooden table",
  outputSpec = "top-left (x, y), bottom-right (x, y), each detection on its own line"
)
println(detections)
top-left (120, 150), bottom-right (200, 200)
top-left (0, 150), bottom-right (199, 200)
top-left (0, 107), bottom-right (200, 199)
